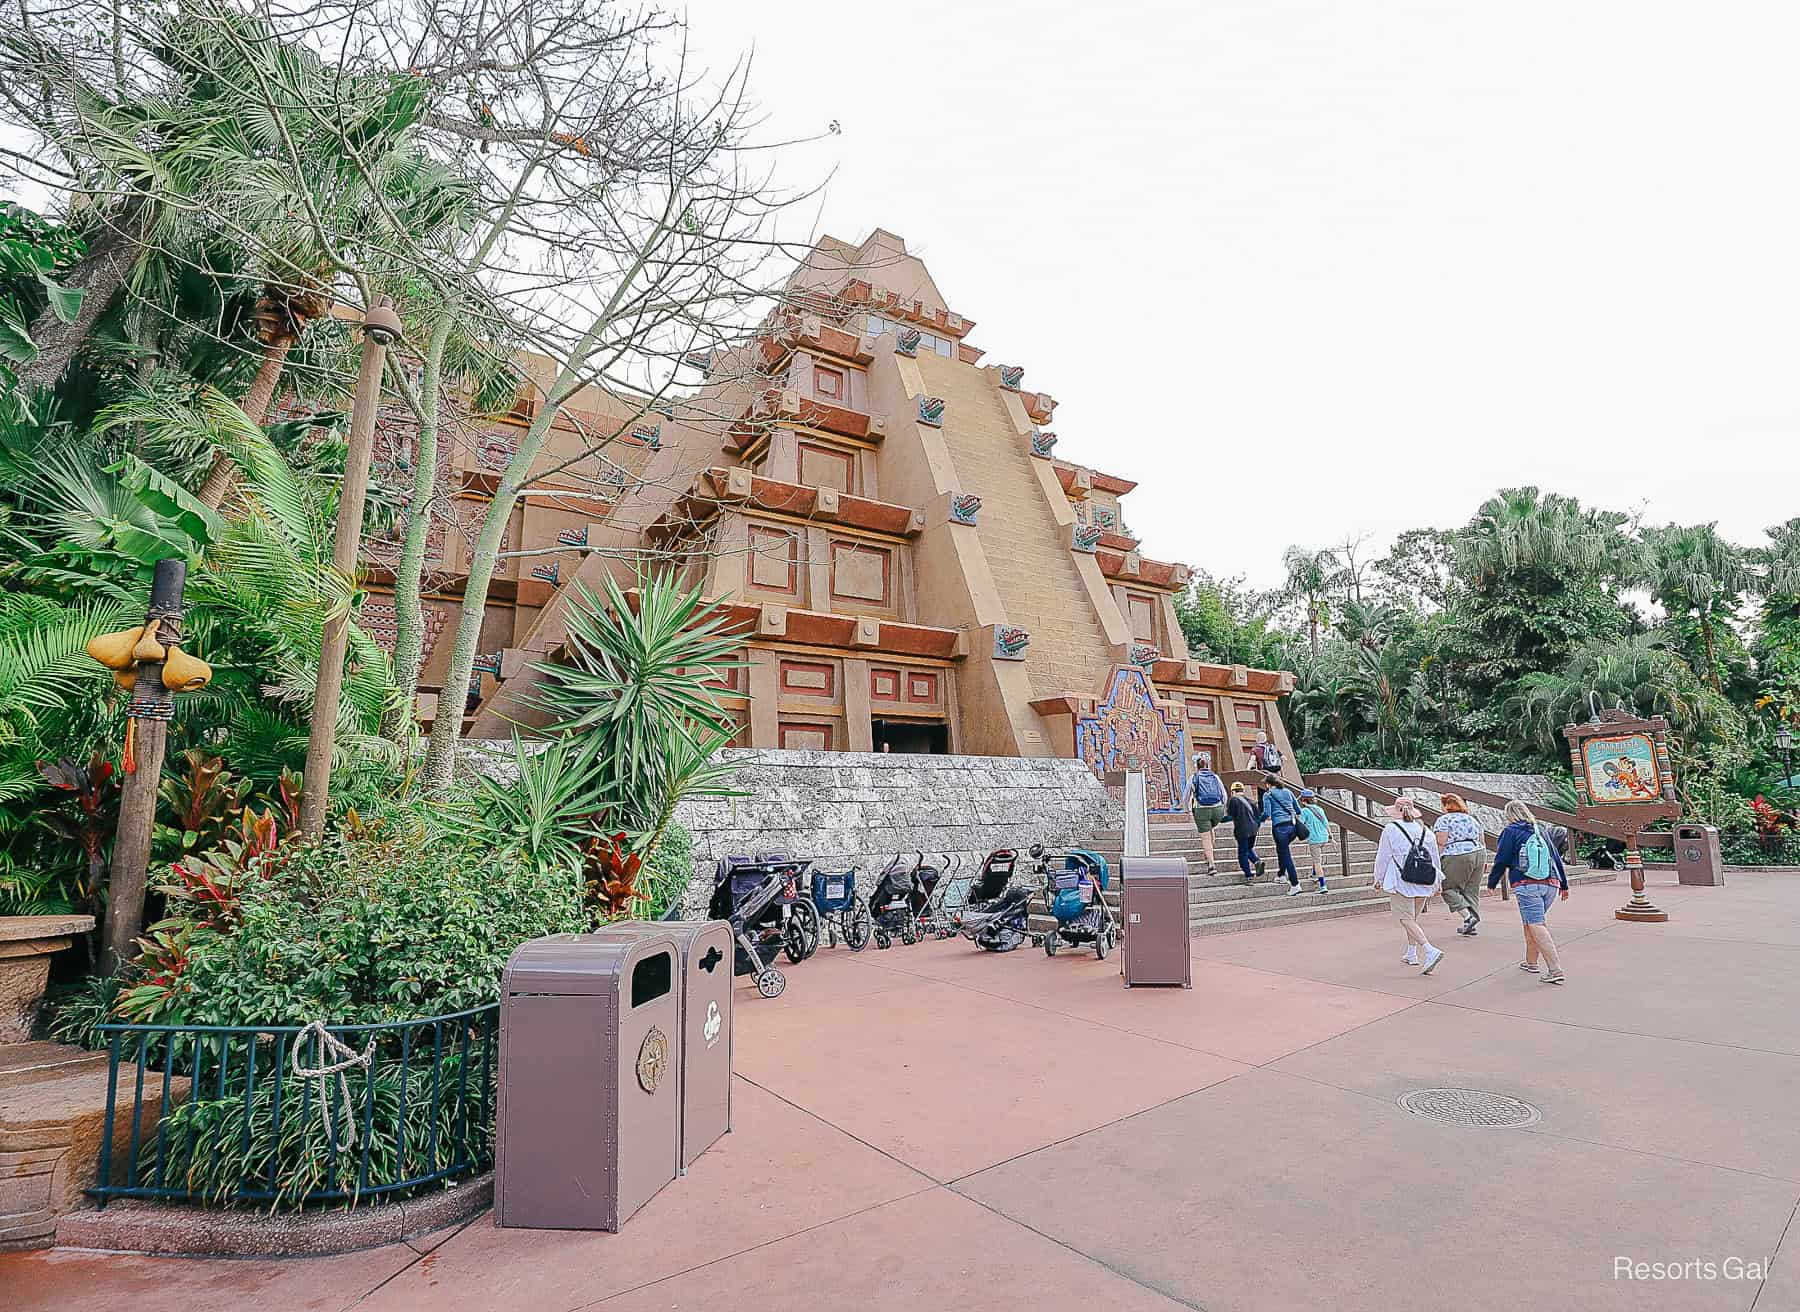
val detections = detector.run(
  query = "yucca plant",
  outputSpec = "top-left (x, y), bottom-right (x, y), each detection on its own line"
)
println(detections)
top-left (532, 572), bottom-right (748, 858)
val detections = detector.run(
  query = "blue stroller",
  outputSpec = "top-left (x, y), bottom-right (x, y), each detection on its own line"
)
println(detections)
top-left (1030, 846), bottom-right (1116, 960)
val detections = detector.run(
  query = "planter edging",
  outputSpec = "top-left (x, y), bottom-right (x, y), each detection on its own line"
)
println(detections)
top-left (53, 1171), bottom-right (491, 1258)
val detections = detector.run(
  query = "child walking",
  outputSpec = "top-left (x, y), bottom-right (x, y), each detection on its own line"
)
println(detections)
top-left (1298, 788), bottom-right (1331, 894)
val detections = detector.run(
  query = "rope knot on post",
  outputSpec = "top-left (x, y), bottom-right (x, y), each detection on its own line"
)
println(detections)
top-left (291, 1019), bottom-right (374, 1148)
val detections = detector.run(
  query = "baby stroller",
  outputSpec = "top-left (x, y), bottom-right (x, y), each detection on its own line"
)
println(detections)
top-left (868, 852), bottom-right (941, 948)
top-left (922, 854), bottom-right (969, 939)
top-left (956, 849), bottom-right (1032, 952)
top-left (1030, 845), bottom-right (1116, 960)
top-left (707, 853), bottom-right (821, 997)
top-left (810, 866), bottom-right (873, 951)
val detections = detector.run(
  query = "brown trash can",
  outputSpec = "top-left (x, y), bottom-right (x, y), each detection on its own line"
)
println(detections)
top-left (591, 919), bottom-right (734, 1171)
top-left (496, 933), bottom-right (681, 1231)
top-left (1121, 857), bottom-right (1192, 988)
top-left (1674, 824), bottom-right (1725, 886)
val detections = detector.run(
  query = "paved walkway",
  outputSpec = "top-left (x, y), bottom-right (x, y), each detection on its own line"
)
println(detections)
top-left (8, 872), bottom-right (1800, 1311)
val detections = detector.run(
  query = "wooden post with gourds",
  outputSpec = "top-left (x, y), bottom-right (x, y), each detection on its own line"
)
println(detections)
top-left (85, 558), bottom-right (213, 973)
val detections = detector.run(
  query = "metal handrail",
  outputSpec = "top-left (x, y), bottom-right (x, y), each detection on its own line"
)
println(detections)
top-left (90, 1004), bottom-right (498, 1210)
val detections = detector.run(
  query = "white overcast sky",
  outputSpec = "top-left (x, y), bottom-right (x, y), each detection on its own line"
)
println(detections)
top-left (683, 0), bottom-right (1800, 589)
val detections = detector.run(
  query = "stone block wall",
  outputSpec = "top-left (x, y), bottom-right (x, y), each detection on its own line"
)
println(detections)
top-left (673, 748), bottom-right (1119, 913)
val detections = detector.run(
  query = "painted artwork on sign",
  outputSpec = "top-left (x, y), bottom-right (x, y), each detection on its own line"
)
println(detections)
top-left (1075, 664), bottom-right (1187, 814)
top-left (1580, 732), bottom-right (1662, 803)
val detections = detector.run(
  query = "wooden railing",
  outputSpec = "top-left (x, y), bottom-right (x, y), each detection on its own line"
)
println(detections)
top-left (1329, 770), bottom-right (1673, 851)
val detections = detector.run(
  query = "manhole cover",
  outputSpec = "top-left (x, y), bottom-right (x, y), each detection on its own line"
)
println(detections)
top-left (1397, 1088), bottom-right (1541, 1128)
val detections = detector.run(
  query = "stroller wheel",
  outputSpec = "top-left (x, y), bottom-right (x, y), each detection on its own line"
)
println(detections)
top-left (783, 916), bottom-right (809, 964)
top-left (788, 899), bottom-right (822, 961)
top-left (755, 967), bottom-right (786, 999)
top-left (874, 929), bottom-right (892, 950)
top-left (900, 915), bottom-right (921, 946)
top-left (1043, 933), bottom-right (1058, 957)
top-left (1095, 927), bottom-right (1111, 961)
top-left (845, 898), bottom-right (873, 952)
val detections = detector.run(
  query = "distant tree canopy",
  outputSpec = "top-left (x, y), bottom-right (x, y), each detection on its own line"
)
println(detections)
top-left (1176, 490), bottom-right (1799, 824)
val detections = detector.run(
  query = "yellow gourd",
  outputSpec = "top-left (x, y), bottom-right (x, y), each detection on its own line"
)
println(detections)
top-left (87, 626), bottom-right (145, 671)
top-left (160, 646), bottom-right (213, 693)
top-left (112, 668), bottom-right (138, 691)
top-left (130, 619), bottom-right (167, 665)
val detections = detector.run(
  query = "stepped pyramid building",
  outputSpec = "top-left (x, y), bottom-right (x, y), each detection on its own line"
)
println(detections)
top-left (378, 229), bottom-right (1294, 814)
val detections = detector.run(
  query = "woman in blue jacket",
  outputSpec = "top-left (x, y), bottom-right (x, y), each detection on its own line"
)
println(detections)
top-left (1259, 773), bottom-right (1304, 896)
top-left (1486, 799), bottom-right (1569, 984)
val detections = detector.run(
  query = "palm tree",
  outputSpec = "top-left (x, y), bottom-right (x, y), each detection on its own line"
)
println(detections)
top-left (1453, 487), bottom-right (1640, 591)
top-left (1335, 598), bottom-right (1403, 651)
top-left (1751, 518), bottom-right (1800, 620)
top-left (1282, 545), bottom-right (1340, 660)
top-left (1505, 632), bottom-right (1704, 753)
top-left (1641, 523), bottom-right (1749, 693)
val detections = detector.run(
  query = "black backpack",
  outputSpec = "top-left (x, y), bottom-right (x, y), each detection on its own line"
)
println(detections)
top-left (1391, 823), bottom-right (1437, 885)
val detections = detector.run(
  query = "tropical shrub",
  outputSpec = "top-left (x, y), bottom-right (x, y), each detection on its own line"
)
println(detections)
top-left (116, 806), bottom-right (584, 1028)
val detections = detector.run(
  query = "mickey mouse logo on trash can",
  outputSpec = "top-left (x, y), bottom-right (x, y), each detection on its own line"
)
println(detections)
top-left (637, 1026), bottom-right (669, 1094)
top-left (703, 1000), bottom-right (722, 1046)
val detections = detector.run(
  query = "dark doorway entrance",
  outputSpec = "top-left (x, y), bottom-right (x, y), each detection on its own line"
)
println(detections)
top-left (872, 718), bottom-right (949, 755)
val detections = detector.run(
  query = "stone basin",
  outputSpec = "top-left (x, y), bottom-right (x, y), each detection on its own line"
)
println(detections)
top-left (0, 915), bottom-right (95, 1045)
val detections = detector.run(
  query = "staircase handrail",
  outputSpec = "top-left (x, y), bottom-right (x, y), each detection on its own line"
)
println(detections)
top-left (1321, 769), bottom-right (1672, 850)
top-left (1302, 770), bottom-right (1497, 854)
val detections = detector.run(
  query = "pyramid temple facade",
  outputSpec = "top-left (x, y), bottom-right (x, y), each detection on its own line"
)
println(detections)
top-left (364, 229), bottom-right (1294, 813)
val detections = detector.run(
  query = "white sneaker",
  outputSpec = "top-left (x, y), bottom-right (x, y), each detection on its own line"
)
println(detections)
top-left (1287, 884), bottom-right (1303, 897)
top-left (1403, 949), bottom-right (1419, 965)
top-left (1420, 946), bottom-right (1444, 975)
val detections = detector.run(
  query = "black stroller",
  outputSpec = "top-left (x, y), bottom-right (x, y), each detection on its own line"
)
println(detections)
top-left (955, 849), bottom-right (1033, 952)
top-left (707, 853), bottom-right (821, 997)
top-left (810, 867), bottom-right (873, 951)
top-left (868, 852), bottom-right (942, 948)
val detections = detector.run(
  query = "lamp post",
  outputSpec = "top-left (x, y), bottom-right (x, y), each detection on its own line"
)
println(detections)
top-left (1777, 724), bottom-right (1795, 796)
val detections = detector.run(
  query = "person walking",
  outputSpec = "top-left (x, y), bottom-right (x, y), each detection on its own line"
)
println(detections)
top-left (1432, 793), bottom-right (1486, 936)
top-left (1374, 797), bottom-right (1446, 974)
top-left (1486, 799), bottom-right (1570, 984)
top-left (1298, 788), bottom-right (1331, 894)
top-left (1189, 756), bottom-right (1227, 874)
top-left (1227, 781), bottom-right (1265, 881)
top-left (1260, 773), bottom-right (1305, 896)
top-left (1249, 730), bottom-right (1284, 774)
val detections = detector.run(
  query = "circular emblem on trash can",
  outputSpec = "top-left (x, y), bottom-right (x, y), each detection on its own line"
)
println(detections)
top-left (637, 1026), bottom-right (669, 1094)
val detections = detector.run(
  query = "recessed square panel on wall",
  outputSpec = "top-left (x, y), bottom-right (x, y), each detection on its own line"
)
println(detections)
top-left (830, 540), bottom-right (891, 606)
top-left (779, 659), bottom-right (837, 700)
top-left (1235, 703), bottom-right (1264, 728)
top-left (747, 525), bottom-right (799, 594)
top-left (904, 671), bottom-right (940, 705)
top-left (1187, 696), bottom-right (1217, 725)
top-left (778, 720), bottom-right (834, 751)
top-left (870, 666), bottom-right (902, 703)
top-left (1127, 593), bottom-right (1157, 643)
top-left (798, 442), bottom-right (855, 494)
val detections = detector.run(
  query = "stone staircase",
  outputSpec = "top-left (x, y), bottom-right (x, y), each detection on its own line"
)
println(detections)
top-left (1044, 815), bottom-right (1614, 938)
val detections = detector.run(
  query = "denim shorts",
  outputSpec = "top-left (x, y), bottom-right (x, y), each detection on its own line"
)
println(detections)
top-left (1514, 883), bottom-right (1557, 926)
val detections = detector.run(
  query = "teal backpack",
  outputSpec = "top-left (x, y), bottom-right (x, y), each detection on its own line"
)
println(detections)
top-left (1521, 823), bottom-right (1553, 881)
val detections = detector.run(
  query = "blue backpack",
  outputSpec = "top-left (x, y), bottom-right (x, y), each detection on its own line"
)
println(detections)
top-left (1522, 823), bottom-right (1554, 881)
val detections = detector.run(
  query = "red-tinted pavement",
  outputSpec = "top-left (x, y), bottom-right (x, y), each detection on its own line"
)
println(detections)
top-left (9, 872), bottom-right (1799, 1311)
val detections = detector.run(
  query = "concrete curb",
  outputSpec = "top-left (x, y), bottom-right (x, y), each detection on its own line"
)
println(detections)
top-left (53, 1171), bottom-right (491, 1258)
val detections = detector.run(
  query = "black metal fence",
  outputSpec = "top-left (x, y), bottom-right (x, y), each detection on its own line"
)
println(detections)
top-left (91, 1004), bottom-right (498, 1209)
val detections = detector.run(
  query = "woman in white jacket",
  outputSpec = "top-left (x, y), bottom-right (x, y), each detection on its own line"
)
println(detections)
top-left (1374, 797), bottom-right (1446, 975)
